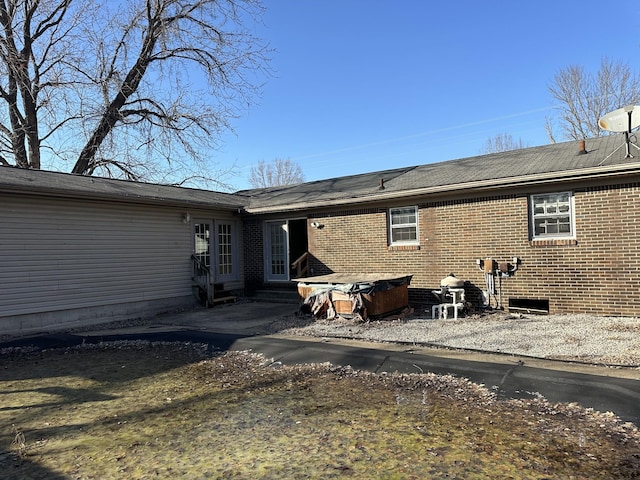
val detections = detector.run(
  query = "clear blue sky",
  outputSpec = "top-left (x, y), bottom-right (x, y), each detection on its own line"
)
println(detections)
top-left (221, 1), bottom-right (640, 190)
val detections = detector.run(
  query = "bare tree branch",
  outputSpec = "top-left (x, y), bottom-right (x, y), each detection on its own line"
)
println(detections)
top-left (480, 133), bottom-right (527, 154)
top-left (0, 0), bottom-right (88, 169)
top-left (0, 0), bottom-right (269, 187)
top-left (544, 116), bottom-right (557, 144)
top-left (547, 58), bottom-right (640, 141)
top-left (248, 158), bottom-right (305, 188)
top-left (71, 0), bottom-right (269, 181)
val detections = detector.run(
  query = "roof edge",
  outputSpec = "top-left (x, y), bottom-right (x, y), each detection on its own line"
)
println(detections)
top-left (244, 161), bottom-right (640, 213)
top-left (0, 167), bottom-right (246, 210)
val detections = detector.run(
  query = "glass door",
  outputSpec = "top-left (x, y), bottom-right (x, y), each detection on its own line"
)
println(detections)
top-left (194, 222), bottom-right (211, 269)
top-left (265, 220), bottom-right (288, 282)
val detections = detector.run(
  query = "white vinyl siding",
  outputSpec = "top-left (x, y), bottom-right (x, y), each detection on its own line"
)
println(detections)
top-left (0, 194), bottom-right (238, 321)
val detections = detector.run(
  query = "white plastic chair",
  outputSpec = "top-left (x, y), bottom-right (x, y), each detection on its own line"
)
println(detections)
top-left (431, 288), bottom-right (465, 320)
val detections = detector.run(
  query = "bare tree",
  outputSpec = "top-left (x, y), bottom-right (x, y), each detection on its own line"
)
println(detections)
top-left (546, 58), bottom-right (640, 141)
top-left (0, 0), bottom-right (268, 186)
top-left (480, 133), bottom-right (527, 154)
top-left (0, 0), bottom-right (77, 170)
top-left (248, 158), bottom-right (304, 188)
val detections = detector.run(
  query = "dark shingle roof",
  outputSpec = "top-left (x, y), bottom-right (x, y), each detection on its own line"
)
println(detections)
top-left (3, 135), bottom-right (639, 214)
top-left (237, 135), bottom-right (640, 212)
top-left (0, 167), bottom-right (245, 210)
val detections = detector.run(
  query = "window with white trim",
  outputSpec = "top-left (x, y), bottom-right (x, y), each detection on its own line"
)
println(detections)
top-left (194, 222), bottom-right (211, 268)
top-left (217, 222), bottom-right (234, 276)
top-left (530, 192), bottom-right (575, 239)
top-left (389, 206), bottom-right (419, 245)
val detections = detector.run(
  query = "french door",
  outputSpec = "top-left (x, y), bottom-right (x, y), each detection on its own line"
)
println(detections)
top-left (194, 220), bottom-right (237, 283)
top-left (265, 220), bottom-right (288, 282)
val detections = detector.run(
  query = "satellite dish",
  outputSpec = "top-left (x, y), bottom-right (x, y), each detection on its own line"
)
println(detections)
top-left (597, 105), bottom-right (640, 160)
top-left (598, 105), bottom-right (640, 132)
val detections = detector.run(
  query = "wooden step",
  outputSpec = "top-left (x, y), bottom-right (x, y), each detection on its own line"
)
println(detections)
top-left (211, 295), bottom-right (237, 305)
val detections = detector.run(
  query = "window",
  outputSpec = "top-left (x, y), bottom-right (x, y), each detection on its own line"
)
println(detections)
top-left (269, 222), bottom-right (287, 276)
top-left (389, 206), bottom-right (418, 245)
top-left (530, 192), bottom-right (574, 239)
top-left (217, 223), bottom-right (234, 276)
top-left (194, 222), bottom-right (210, 268)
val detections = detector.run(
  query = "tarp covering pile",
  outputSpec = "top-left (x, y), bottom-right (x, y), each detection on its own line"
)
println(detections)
top-left (298, 274), bottom-right (412, 321)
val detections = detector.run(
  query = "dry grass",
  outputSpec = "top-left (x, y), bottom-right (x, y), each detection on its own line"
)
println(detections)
top-left (1, 342), bottom-right (639, 479)
top-left (10, 425), bottom-right (26, 458)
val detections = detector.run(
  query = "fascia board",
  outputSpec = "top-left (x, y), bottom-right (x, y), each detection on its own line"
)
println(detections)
top-left (244, 162), bottom-right (640, 214)
top-left (0, 182), bottom-right (245, 211)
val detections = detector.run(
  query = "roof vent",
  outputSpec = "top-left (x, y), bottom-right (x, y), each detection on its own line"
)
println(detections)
top-left (577, 139), bottom-right (587, 155)
top-left (378, 178), bottom-right (385, 190)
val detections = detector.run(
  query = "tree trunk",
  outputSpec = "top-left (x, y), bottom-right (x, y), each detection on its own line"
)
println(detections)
top-left (72, 16), bottom-right (159, 175)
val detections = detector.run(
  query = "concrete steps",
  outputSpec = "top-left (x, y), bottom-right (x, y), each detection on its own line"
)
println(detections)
top-left (249, 288), bottom-right (301, 305)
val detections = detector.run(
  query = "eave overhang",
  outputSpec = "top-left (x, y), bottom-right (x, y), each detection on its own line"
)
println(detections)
top-left (243, 161), bottom-right (640, 214)
top-left (0, 169), bottom-right (246, 211)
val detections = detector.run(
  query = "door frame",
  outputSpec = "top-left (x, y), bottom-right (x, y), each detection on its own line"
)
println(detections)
top-left (263, 218), bottom-right (307, 283)
top-left (193, 218), bottom-right (239, 283)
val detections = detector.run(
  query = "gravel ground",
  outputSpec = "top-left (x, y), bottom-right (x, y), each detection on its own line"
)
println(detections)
top-left (278, 309), bottom-right (640, 367)
top-left (3, 304), bottom-right (640, 368)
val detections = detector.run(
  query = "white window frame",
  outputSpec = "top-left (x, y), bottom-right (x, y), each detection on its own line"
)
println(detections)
top-left (389, 206), bottom-right (419, 246)
top-left (529, 192), bottom-right (576, 240)
top-left (193, 219), bottom-right (239, 282)
top-left (193, 221), bottom-right (211, 268)
top-left (215, 221), bottom-right (238, 282)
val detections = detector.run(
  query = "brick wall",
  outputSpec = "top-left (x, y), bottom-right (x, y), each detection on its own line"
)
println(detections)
top-left (304, 183), bottom-right (640, 316)
top-left (242, 218), bottom-right (264, 292)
